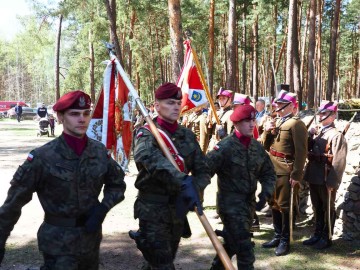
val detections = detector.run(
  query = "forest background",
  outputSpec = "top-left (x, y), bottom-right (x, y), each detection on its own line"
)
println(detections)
top-left (0, 0), bottom-right (359, 110)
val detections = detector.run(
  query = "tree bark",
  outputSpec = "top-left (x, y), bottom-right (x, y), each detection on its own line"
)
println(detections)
top-left (55, 14), bottom-right (63, 101)
top-left (89, 29), bottom-right (95, 102)
top-left (226, 0), bottom-right (236, 90)
top-left (241, 4), bottom-right (247, 94)
top-left (128, 8), bottom-right (136, 80)
top-left (168, 0), bottom-right (184, 82)
top-left (252, 14), bottom-right (258, 100)
top-left (326, 0), bottom-right (341, 100)
top-left (307, 0), bottom-right (316, 109)
top-left (103, 0), bottom-right (124, 67)
top-left (286, 0), bottom-right (295, 88)
top-left (208, 0), bottom-right (215, 96)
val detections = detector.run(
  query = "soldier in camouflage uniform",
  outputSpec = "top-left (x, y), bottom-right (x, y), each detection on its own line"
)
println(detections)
top-left (0, 90), bottom-right (126, 269)
top-left (132, 83), bottom-right (210, 270)
top-left (206, 104), bottom-right (276, 270)
top-left (303, 101), bottom-right (347, 249)
top-left (261, 88), bottom-right (307, 256)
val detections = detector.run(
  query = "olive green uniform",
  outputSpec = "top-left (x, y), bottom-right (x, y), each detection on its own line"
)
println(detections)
top-left (206, 133), bottom-right (276, 270)
top-left (262, 114), bottom-right (307, 245)
top-left (0, 135), bottom-right (126, 269)
top-left (186, 111), bottom-right (209, 154)
top-left (133, 120), bottom-right (210, 269)
top-left (208, 107), bottom-right (233, 152)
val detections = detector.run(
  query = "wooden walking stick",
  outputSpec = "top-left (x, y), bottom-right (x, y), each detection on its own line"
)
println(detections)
top-left (107, 44), bottom-right (235, 270)
top-left (289, 186), bottom-right (294, 243)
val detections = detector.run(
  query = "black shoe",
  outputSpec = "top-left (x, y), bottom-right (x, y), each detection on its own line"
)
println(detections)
top-left (275, 241), bottom-right (290, 256)
top-left (251, 218), bottom-right (260, 231)
top-left (262, 238), bottom-right (280, 248)
top-left (303, 235), bottom-right (321, 246)
top-left (313, 238), bottom-right (332, 250)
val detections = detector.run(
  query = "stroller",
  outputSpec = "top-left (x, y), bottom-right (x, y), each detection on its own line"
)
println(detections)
top-left (37, 117), bottom-right (50, 137)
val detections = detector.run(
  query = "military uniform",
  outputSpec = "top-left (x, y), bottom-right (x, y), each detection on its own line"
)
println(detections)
top-left (303, 122), bottom-right (347, 248)
top-left (186, 110), bottom-right (209, 153)
top-left (206, 104), bottom-right (276, 270)
top-left (208, 106), bottom-right (233, 151)
top-left (133, 119), bottom-right (210, 269)
top-left (0, 135), bottom-right (126, 269)
top-left (262, 113), bottom-right (307, 254)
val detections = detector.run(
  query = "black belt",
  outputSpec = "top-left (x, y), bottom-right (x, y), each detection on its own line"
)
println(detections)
top-left (138, 191), bottom-right (170, 203)
top-left (44, 214), bottom-right (87, 227)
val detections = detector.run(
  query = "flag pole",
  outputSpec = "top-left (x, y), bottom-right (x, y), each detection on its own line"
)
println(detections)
top-left (188, 40), bottom-right (220, 125)
top-left (107, 45), bottom-right (235, 270)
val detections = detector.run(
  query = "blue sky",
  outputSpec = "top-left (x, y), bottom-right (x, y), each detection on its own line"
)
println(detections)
top-left (0, 0), bottom-right (32, 40)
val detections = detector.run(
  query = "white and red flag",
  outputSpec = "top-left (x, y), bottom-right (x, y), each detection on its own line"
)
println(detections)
top-left (177, 40), bottom-right (208, 115)
top-left (87, 60), bottom-right (134, 171)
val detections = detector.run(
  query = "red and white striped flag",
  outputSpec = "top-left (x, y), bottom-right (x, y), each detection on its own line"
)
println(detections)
top-left (87, 60), bottom-right (134, 171)
top-left (177, 40), bottom-right (208, 115)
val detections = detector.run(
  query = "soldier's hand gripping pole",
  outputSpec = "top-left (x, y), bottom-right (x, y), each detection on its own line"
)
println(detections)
top-left (107, 45), bottom-right (235, 270)
top-left (289, 186), bottom-right (294, 243)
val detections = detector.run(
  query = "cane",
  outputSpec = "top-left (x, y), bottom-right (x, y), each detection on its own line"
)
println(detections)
top-left (327, 189), bottom-right (332, 240)
top-left (289, 186), bottom-right (294, 243)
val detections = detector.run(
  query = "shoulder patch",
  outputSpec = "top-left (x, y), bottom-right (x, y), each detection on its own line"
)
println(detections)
top-left (213, 145), bottom-right (220, 151)
top-left (136, 131), bottom-right (144, 139)
top-left (27, 153), bottom-right (34, 162)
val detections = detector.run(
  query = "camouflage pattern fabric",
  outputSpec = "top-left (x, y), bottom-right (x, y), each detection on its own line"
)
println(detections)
top-left (0, 135), bottom-right (126, 266)
top-left (206, 133), bottom-right (276, 269)
top-left (133, 120), bottom-right (210, 269)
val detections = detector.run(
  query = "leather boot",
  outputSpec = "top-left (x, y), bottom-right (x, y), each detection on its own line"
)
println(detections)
top-left (262, 209), bottom-right (282, 248)
top-left (275, 212), bottom-right (290, 256)
top-left (303, 203), bottom-right (325, 245)
top-left (313, 210), bottom-right (335, 250)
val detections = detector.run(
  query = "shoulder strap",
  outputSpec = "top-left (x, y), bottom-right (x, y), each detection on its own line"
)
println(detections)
top-left (143, 124), bottom-right (185, 172)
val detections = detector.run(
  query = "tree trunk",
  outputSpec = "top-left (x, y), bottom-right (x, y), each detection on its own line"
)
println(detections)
top-left (252, 14), bottom-right (258, 100)
top-left (226, 0), bottom-right (236, 90)
top-left (241, 4), bottom-right (247, 94)
top-left (326, 0), bottom-right (341, 100)
top-left (155, 25), bottom-right (164, 83)
top-left (300, 5), bottom-right (309, 90)
top-left (316, 0), bottom-right (323, 104)
top-left (286, 0), bottom-right (295, 88)
top-left (89, 29), bottom-right (95, 102)
top-left (55, 14), bottom-right (63, 101)
top-left (270, 4), bottom-right (277, 97)
top-left (103, 0), bottom-right (124, 67)
top-left (168, 0), bottom-right (184, 82)
top-left (128, 8), bottom-right (136, 80)
top-left (307, 0), bottom-right (316, 109)
top-left (208, 0), bottom-right (215, 96)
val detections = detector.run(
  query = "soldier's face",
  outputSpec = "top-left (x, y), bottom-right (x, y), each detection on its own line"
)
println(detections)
top-left (155, 99), bottom-right (181, 124)
top-left (58, 109), bottom-right (92, 138)
top-left (319, 111), bottom-right (335, 126)
top-left (218, 96), bottom-right (231, 108)
top-left (234, 119), bottom-right (256, 137)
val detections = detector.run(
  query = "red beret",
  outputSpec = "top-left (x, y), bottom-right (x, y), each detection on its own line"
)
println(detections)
top-left (230, 104), bottom-right (256, 122)
top-left (155, 83), bottom-right (182, 100)
top-left (53, 90), bottom-right (91, 112)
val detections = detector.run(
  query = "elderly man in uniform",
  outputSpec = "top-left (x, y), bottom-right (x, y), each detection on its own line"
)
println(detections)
top-left (206, 104), bottom-right (276, 270)
top-left (303, 101), bottom-right (347, 249)
top-left (0, 90), bottom-right (126, 269)
top-left (132, 82), bottom-right (210, 270)
top-left (261, 87), bottom-right (308, 256)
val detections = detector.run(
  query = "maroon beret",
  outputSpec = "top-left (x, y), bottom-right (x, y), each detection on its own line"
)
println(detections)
top-left (53, 90), bottom-right (91, 112)
top-left (230, 104), bottom-right (256, 122)
top-left (155, 83), bottom-right (182, 100)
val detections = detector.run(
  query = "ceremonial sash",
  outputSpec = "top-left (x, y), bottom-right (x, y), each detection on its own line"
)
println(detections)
top-left (143, 124), bottom-right (185, 172)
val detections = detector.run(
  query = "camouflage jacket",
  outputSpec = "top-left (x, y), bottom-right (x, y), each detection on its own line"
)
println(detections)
top-left (0, 135), bottom-right (126, 255)
top-left (133, 120), bottom-right (210, 220)
top-left (304, 124), bottom-right (347, 189)
top-left (206, 133), bottom-right (276, 214)
top-left (262, 114), bottom-right (308, 181)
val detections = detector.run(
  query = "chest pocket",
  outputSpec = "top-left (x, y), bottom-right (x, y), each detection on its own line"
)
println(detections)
top-left (49, 164), bottom-right (76, 182)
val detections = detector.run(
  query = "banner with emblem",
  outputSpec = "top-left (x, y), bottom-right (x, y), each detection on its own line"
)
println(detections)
top-left (177, 40), bottom-right (208, 115)
top-left (87, 60), bottom-right (134, 171)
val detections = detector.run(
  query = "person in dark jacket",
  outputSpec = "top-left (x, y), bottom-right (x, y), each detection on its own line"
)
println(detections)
top-left (0, 90), bottom-right (126, 269)
top-left (14, 102), bottom-right (23, 122)
top-left (37, 103), bottom-right (48, 118)
top-left (303, 101), bottom-right (347, 249)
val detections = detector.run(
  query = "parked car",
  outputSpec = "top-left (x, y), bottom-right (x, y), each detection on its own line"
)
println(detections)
top-left (7, 107), bottom-right (37, 120)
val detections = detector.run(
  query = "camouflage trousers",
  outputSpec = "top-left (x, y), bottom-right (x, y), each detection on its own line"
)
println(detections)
top-left (40, 248), bottom-right (99, 270)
